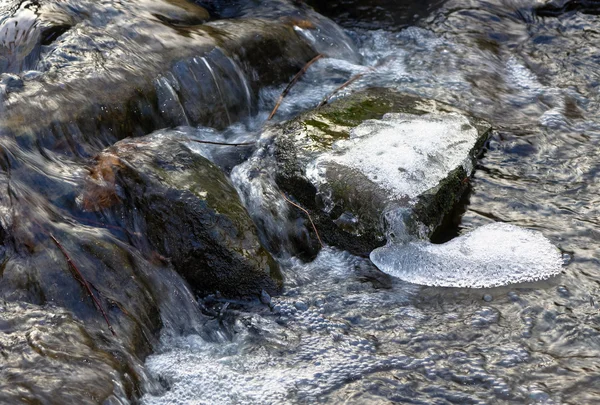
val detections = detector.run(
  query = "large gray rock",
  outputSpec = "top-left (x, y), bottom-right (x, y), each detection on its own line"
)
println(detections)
top-left (271, 88), bottom-right (492, 255)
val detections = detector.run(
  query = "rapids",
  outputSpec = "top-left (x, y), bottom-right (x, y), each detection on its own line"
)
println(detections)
top-left (1, 0), bottom-right (599, 404)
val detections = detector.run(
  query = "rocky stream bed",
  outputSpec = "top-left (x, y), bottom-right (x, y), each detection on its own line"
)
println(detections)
top-left (1, 0), bottom-right (599, 404)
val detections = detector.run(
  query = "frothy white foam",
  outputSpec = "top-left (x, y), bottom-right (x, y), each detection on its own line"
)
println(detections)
top-left (309, 113), bottom-right (479, 200)
top-left (370, 222), bottom-right (563, 288)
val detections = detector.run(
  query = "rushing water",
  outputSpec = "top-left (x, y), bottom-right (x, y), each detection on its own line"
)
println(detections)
top-left (2, 0), bottom-right (600, 403)
top-left (138, 1), bottom-right (600, 403)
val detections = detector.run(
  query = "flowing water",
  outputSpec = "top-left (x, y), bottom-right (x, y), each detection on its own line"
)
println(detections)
top-left (2, 0), bottom-right (600, 404)
top-left (142, 2), bottom-right (600, 403)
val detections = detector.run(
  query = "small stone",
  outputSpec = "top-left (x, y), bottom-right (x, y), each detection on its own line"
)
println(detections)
top-left (483, 294), bottom-right (493, 302)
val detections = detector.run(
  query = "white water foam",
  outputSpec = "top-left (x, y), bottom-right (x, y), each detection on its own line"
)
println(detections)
top-left (141, 249), bottom-right (420, 405)
top-left (308, 112), bottom-right (479, 200)
top-left (370, 222), bottom-right (563, 288)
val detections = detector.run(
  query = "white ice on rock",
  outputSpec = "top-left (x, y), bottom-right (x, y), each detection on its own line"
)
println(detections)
top-left (307, 112), bottom-right (480, 200)
top-left (370, 222), bottom-right (563, 288)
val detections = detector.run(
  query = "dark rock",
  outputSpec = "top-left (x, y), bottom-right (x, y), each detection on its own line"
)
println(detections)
top-left (80, 134), bottom-right (282, 298)
top-left (0, 0), bottom-right (358, 155)
top-left (0, 143), bottom-right (205, 402)
top-left (271, 88), bottom-right (491, 256)
top-left (305, 0), bottom-right (447, 31)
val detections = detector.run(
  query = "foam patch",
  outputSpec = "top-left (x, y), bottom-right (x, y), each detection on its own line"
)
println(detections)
top-left (370, 222), bottom-right (563, 288)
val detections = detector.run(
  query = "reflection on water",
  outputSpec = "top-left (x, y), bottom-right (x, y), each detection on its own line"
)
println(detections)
top-left (1, 0), bottom-right (600, 403)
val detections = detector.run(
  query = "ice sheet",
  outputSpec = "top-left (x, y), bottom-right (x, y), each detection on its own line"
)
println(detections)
top-left (370, 222), bottom-right (563, 288)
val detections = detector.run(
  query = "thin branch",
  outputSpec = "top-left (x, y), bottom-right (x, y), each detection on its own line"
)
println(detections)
top-left (268, 54), bottom-right (325, 121)
top-left (50, 234), bottom-right (116, 336)
top-left (318, 72), bottom-right (366, 108)
top-left (281, 192), bottom-right (324, 248)
top-left (186, 139), bottom-right (256, 147)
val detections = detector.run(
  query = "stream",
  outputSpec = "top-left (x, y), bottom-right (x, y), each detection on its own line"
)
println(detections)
top-left (1, 0), bottom-right (600, 404)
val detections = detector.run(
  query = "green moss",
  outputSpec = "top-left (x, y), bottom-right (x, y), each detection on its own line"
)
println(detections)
top-left (320, 97), bottom-right (395, 127)
top-left (302, 118), bottom-right (349, 148)
top-left (154, 156), bottom-right (256, 232)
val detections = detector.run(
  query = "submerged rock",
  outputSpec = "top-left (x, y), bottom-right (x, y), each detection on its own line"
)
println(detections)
top-left (0, 301), bottom-right (147, 404)
top-left (0, 138), bottom-right (206, 402)
top-left (272, 87), bottom-right (491, 255)
top-left (536, 0), bottom-right (600, 16)
top-left (0, 0), bottom-right (358, 153)
top-left (81, 134), bottom-right (282, 298)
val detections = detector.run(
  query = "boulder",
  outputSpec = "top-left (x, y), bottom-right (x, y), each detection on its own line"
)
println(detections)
top-left (271, 88), bottom-right (492, 255)
top-left (80, 134), bottom-right (282, 298)
top-left (0, 139), bottom-right (205, 402)
top-left (0, 0), bottom-right (358, 154)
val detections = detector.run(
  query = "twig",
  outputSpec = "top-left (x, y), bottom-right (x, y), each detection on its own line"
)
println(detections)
top-left (318, 72), bottom-right (367, 108)
top-left (268, 54), bottom-right (324, 121)
top-left (50, 234), bottom-right (116, 336)
top-left (186, 139), bottom-right (256, 147)
top-left (281, 192), bottom-right (324, 248)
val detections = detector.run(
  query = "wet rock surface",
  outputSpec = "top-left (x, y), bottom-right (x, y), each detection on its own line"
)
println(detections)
top-left (0, 0), bottom-right (357, 153)
top-left (0, 0), bottom-right (358, 400)
top-left (305, 0), bottom-right (447, 31)
top-left (271, 88), bottom-right (491, 255)
top-left (82, 134), bottom-right (282, 298)
top-left (535, 0), bottom-right (600, 16)
top-left (0, 301), bottom-right (146, 404)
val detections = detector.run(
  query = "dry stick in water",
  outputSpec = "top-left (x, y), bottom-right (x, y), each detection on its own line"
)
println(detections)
top-left (268, 54), bottom-right (325, 120)
top-left (318, 72), bottom-right (367, 108)
top-left (281, 192), bottom-right (324, 248)
top-left (50, 233), bottom-right (116, 336)
top-left (318, 64), bottom-right (379, 108)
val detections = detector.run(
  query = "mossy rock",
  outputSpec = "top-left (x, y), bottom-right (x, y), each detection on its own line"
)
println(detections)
top-left (273, 87), bottom-right (491, 255)
top-left (81, 135), bottom-right (282, 298)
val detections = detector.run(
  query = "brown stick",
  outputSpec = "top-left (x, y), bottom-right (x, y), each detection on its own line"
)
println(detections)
top-left (318, 72), bottom-right (367, 108)
top-left (50, 234), bottom-right (116, 336)
top-left (187, 139), bottom-right (256, 147)
top-left (281, 192), bottom-right (324, 248)
top-left (268, 54), bottom-right (325, 121)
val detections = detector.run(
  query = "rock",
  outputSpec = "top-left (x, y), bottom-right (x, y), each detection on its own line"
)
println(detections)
top-left (0, 301), bottom-right (147, 404)
top-left (0, 0), bottom-right (358, 154)
top-left (0, 143), bottom-right (206, 402)
top-left (271, 88), bottom-right (491, 255)
top-left (81, 134), bottom-right (282, 298)
top-left (305, 0), bottom-right (447, 31)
